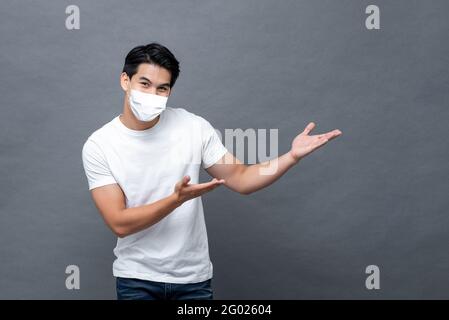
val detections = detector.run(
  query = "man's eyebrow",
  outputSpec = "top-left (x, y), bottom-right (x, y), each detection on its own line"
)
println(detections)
top-left (138, 76), bottom-right (170, 87)
top-left (139, 76), bottom-right (152, 83)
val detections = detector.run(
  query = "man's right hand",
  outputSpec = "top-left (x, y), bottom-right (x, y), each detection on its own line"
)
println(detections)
top-left (90, 175), bottom-right (225, 238)
top-left (173, 175), bottom-right (225, 204)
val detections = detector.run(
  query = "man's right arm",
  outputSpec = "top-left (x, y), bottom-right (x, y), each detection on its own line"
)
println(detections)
top-left (90, 175), bottom-right (225, 238)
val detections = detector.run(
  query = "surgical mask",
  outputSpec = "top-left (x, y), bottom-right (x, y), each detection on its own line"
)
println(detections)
top-left (128, 89), bottom-right (168, 122)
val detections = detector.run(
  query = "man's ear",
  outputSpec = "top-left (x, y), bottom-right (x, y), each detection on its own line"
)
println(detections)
top-left (120, 72), bottom-right (130, 92)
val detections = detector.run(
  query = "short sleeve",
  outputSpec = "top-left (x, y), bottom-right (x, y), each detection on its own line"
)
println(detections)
top-left (198, 116), bottom-right (228, 169)
top-left (82, 139), bottom-right (117, 190)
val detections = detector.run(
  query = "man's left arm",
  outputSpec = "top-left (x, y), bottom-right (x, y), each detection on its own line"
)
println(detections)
top-left (206, 122), bottom-right (342, 195)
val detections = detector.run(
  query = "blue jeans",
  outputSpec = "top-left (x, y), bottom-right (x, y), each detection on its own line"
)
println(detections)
top-left (116, 277), bottom-right (214, 300)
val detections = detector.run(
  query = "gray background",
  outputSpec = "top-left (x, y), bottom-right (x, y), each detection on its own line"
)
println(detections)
top-left (0, 0), bottom-right (448, 299)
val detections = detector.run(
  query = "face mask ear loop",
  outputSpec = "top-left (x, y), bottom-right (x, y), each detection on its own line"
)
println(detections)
top-left (125, 74), bottom-right (132, 103)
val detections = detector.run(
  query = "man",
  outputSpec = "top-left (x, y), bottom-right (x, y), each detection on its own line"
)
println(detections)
top-left (82, 42), bottom-right (342, 300)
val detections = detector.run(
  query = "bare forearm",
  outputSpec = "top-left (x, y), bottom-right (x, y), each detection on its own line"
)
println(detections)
top-left (238, 151), bottom-right (299, 194)
top-left (114, 193), bottom-right (181, 237)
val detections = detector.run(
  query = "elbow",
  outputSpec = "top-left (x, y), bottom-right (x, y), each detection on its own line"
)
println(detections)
top-left (109, 212), bottom-right (132, 238)
top-left (112, 225), bottom-right (129, 238)
top-left (116, 231), bottom-right (127, 239)
top-left (239, 188), bottom-right (253, 196)
top-left (227, 182), bottom-right (253, 195)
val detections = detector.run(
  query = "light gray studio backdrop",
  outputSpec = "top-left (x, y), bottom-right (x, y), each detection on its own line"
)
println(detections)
top-left (0, 0), bottom-right (448, 299)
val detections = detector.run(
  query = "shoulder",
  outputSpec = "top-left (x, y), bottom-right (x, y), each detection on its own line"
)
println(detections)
top-left (164, 106), bottom-right (210, 127)
top-left (165, 106), bottom-right (198, 119)
top-left (167, 107), bottom-right (215, 124)
top-left (82, 117), bottom-right (116, 155)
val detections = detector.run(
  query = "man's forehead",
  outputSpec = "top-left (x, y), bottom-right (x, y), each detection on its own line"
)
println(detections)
top-left (136, 63), bottom-right (170, 80)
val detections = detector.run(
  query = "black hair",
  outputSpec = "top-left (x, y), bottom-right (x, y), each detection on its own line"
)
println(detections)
top-left (122, 42), bottom-right (180, 88)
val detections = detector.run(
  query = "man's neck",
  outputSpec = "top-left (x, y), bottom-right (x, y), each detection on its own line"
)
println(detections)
top-left (120, 107), bottom-right (160, 131)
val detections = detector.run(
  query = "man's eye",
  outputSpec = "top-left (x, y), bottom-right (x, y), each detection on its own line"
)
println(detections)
top-left (159, 87), bottom-right (167, 91)
top-left (140, 83), bottom-right (149, 87)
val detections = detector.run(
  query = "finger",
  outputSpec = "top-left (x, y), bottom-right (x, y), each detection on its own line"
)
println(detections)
top-left (182, 175), bottom-right (191, 186)
top-left (200, 184), bottom-right (220, 194)
top-left (323, 129), bottom-right (342, 141)
top-left (313, 138), bottom-right (329, 149)
top-left (188, 184), bottom-right (217, 197)
top-left (302, 122), bottom-right (316, 135)
top-left (207, 177), bottom-right (225, 185)
top-left (198, 181), bottom-right (225, 195)
top-left (199, 178), bottom-right (225, 189)
top-left (188, 179), bottom-right (225, 192)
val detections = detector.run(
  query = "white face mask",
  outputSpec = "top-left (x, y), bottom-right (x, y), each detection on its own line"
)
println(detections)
top-left (128, 89), bottom-right (168, 122)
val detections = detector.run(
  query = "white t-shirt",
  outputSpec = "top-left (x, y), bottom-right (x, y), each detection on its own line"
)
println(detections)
top-left (81, 107), bottom-right (228, 284)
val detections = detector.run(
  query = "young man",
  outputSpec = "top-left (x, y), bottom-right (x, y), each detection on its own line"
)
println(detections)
top-left (82, 43), bottom-right (342, 300)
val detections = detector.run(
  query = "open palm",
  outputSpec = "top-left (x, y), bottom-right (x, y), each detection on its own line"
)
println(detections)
top-left (289, 122), bottom-right (342, 161)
